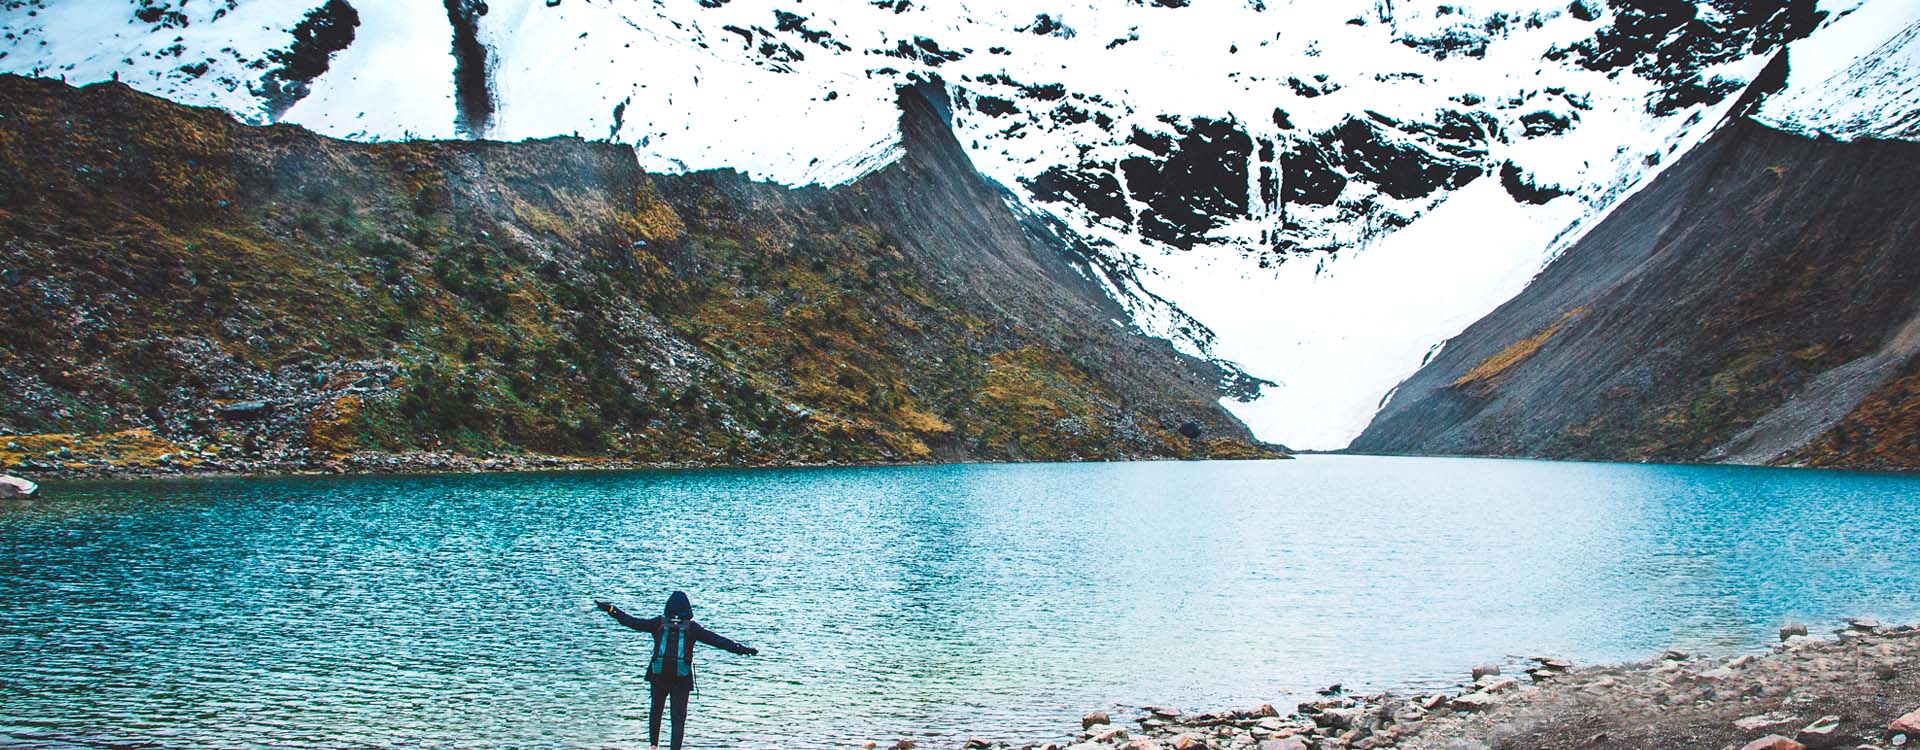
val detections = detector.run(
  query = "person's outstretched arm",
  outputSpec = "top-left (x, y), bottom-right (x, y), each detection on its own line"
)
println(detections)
top-left (691, 622), bottom-right (758, 655)
top-left (595, 600), bottom-right (660, 633)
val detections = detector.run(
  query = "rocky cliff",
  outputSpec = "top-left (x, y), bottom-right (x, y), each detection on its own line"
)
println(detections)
top-left (1351, 116), bottom-right (1920, 469)
top-left (0, 74), bottom-right (1278, 475)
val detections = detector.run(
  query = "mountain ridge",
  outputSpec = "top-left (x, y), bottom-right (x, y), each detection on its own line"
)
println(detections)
top-left (0, 73), bottom-right (1280, 476)
top-left (6, 0), bottom-right (1882, 448)
top-left (1349, 114), bottom-right (1920, 469)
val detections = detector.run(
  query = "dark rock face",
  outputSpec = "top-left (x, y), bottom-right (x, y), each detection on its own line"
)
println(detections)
top-left (1551, 0), bottom-right (1825, 114)
top-left (1027, 165), bottom-right (1133, 224)
top-left (1352, 118), bottom-right (1920, 469)
top-left (255, 0), bottom-right (360, 121)
top-left (1499, 161), bottom-right (1567, 204)
top-left (443, 0), bottom-right (495, 138)
top-left (1282, 138), bottom-right (1347, 206)
top-left (1334, 114), bottom-right (1484, 201)
top-left (1119, 118), bottom-right (1253, 248)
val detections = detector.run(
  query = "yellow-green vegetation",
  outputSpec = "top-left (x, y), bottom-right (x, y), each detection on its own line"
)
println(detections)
top-left (0, 430), bottom-right (193, 471)
top-left (974, 346), bottom-right (1116, 458)
top-left (0, 75), bottom-right (1276, 473)
top-left (1452, 308), bottom-right (1586, 392)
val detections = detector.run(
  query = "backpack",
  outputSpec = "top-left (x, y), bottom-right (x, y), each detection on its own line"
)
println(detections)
top-left (649, 617), bottom-right (693, 680)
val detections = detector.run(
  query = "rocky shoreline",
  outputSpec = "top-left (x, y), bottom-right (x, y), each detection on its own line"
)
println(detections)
top-left (940, 620), bottom-right (1920, 750)
top-left (0, 447), bottom-right (1284, 483)
top-left (0, 449), bottom-right (959, 482)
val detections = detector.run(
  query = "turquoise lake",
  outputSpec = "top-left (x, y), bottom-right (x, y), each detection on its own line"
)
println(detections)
top-left (2, 456), bottom-right (1917, 749)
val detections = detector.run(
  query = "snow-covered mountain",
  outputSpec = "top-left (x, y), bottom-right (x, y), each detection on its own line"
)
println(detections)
top-left (3, 0), bottom-right (1912, 449)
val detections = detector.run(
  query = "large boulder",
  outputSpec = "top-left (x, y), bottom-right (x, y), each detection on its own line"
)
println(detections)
top-left (0, 474), bottom-right (37, 498)
top-left (1083, 712), bottom-right (1111, 730)
top-left (1891, 706), bottom-right (1920, 738)
top-left (1780, 623), bottom-right (1809, 641)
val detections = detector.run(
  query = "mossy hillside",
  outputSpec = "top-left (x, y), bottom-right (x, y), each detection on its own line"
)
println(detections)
top-left (0, 75), bottom-right (1276, 471)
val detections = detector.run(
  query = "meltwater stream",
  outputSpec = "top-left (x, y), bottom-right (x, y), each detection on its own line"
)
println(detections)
top-left (2, 456), bottom-right (1917, 749)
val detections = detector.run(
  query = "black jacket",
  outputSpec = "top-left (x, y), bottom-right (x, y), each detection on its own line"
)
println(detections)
top-left (606, 593), bottom-right (753, 682)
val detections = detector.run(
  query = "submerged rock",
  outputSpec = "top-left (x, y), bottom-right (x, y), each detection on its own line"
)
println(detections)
top-left (1472, 663), bottom-right (1501, 680)
top-left (0, 474), bottom-right (37, 498)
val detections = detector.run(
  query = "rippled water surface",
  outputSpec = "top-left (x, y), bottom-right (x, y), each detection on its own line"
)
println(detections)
top-left (3, 456), bottom-right (1919, 749)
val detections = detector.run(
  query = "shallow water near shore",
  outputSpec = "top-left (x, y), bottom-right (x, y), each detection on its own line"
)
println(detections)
top-left (2, 455), bottom-right (1918, 749)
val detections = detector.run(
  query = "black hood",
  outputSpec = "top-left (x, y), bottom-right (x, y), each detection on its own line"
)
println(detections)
top-left (663, 590), bottom-right (692, 620)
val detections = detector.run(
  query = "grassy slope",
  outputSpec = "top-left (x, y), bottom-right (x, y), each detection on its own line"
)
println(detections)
top-left (0, 76), bottom-right (1277, 473)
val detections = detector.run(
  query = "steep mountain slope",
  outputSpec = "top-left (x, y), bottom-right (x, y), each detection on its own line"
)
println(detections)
top-left (0, 74), bottom-right (1276, 474)
top-left (0, 0), bottom-right (1853, 448)
top-left (1349, 116), bottom-right (1920, 468)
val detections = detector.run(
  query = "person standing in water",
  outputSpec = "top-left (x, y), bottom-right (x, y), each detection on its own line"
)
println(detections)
top-left (595, 591), bottom-right (758, 750)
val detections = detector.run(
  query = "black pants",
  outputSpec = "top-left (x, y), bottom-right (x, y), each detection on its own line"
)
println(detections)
top-left (648, 678), bottom-right (692, 750)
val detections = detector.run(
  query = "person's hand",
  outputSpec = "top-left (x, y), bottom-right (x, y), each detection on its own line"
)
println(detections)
top-left (594, 600), bottom-right (613, 613)
top-left (744, 646), bottom-right (759, 656)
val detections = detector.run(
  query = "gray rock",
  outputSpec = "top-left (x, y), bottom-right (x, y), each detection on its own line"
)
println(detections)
top-left (1743, 713), bottom-right (1797, 732)
top-left (1449, 692), bottom-right (1500, 712)
top-left (215, 400), bottom-right (272, 420)
top-left (1083, 711), bottom-right (1112, 730)
top-left (1782, 623), bottom-right (1810, 641)
top-left (1849, 618), bottom-right (1882, 631)
top-left (1472, 663), bottom-right (1501, 679)
top-left (1257, 739), bottom-right (1308, 750)
top-left (1663, 649), bottom-right (1691, 661)
top-left (1313, 707), bottom-right (1367, 730)
top-left (0, 474), bottom-right (36, 498)
top-left (963, 739), bottom-right (991, 750)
